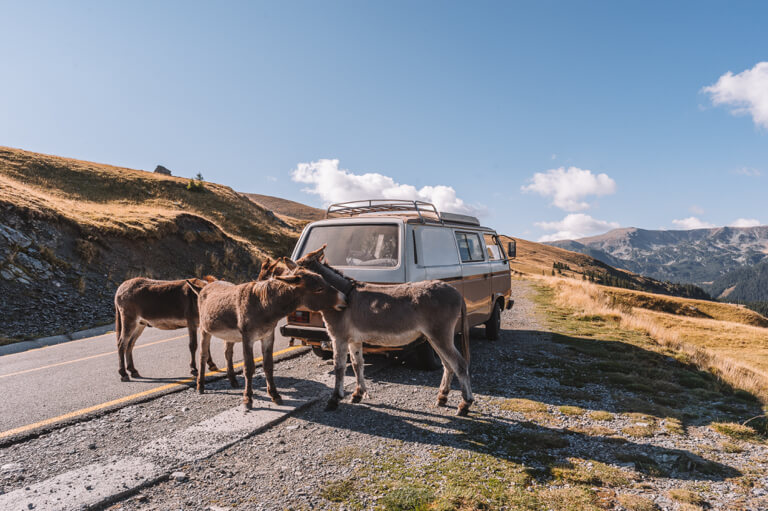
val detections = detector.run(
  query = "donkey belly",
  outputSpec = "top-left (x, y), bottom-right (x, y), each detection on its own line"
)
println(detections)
top-left (349, 327), bottom-right (421, 347)
top-left (140, 318), bottom-right (188, 330)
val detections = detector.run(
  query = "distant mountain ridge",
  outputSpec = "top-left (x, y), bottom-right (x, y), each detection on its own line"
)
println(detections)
top-left (547, 226), bottom-right (768, 285)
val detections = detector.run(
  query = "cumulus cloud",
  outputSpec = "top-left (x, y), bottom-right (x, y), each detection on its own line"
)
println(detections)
top-left (536, 214), bottom-right (620, 242)
top-left (521, 167), bottom-right (616, 212)
top-left (291, 159), bottom-right (480, 215)
top-left (703, 62), bottom-right (768, 129)
top-left (671, 217), bottom-right (716, 230)
top-left (732, 167), bottom-right (762, 177)
top-left (730, 218), bottom-right (762, 228)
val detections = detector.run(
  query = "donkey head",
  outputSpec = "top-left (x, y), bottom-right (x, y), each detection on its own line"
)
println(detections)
top-left (258, 257), bottom-right (298, 280)
top-left (275, 268), bottom-right (346, 312)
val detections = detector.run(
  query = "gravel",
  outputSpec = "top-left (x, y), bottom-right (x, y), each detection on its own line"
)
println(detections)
top-left (2, 281), bottom-right (767, 510)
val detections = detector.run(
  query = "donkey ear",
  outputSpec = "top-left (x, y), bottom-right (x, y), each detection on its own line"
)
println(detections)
top-left (185, 279), bottom-right (204, 295)
top-left (203, 275), bottom-right (216, 283)
top-left (283, 258), bottom-right (298, 270)
top-left (275, 274), bottom-right (302, 284)
top-left (299, 244), bottom-right (326, 263)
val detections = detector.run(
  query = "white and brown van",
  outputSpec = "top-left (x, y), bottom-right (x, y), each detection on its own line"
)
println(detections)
top-left (280, 199), bottom-right (515, 368)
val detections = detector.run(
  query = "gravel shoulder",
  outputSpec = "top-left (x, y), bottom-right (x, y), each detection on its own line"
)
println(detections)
top-left (2, 279), bottom-right (767, 510)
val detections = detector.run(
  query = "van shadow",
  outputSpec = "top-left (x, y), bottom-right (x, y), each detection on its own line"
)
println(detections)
top-left (288, 375), bottom-right (741, 483)
top-left (373, 327), bottom-right (766, 431)
top-left (293, 324), bottom-right (768, 483)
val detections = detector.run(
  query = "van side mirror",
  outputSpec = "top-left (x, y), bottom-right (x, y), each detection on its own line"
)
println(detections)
top-left (507, 240), bottom-right (516, 259)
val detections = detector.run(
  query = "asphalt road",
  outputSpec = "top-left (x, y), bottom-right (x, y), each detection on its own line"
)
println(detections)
top-left (0, 321), bottom-right (296, 439)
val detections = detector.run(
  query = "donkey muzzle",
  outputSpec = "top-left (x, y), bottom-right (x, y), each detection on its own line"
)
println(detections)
top-left (334, 291), bottom-right (347, 311)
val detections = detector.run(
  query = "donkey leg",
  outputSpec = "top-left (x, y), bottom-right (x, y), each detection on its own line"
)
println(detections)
top-left (225, 342), bottom-right (240, 388)
top-left (261, 330), bottom-right (282, 405)
top-left (188, 324), bottom-right (199, 376)
top-left (197, 331), bottom-right (212, 394)
top-left (326, 338), bottom-right (349, 411)
top-left (241, 335), bottom-right (255, 409)
top-left (116, 312), bottom-right (132, 382)
top-left (125, 324), bottom-right (146, 378)
top-left (436, 364), bottom-right (454, 407)
top-left (349, 342), bottom-right (369, 403)
top-left (428, 331), bottom-right (473, 416)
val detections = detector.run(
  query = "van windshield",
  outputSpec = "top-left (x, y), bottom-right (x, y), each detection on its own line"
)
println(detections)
top-left (299, 224), bottom-right (399, 267)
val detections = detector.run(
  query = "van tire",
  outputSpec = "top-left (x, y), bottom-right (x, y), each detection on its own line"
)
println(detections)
top-left (311, 346), bottom-right (333, 360)
top-left (485, 302), bottom-right (502, 340)
top-left (415, 341), bottom-right (442, 371)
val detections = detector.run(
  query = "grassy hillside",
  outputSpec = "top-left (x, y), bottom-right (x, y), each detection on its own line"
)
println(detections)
top-left (244, 193), bottom-right (325, 221)
top-left (503, 236), bottom-right (710, 300)
top-left (0, 146), bottom-right (297, 255)
top-left (0, 146), bottom-right (303, 342)
top-left (542, 276), bottom-right (768, 401)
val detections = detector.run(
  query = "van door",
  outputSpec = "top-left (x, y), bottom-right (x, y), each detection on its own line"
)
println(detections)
top-left (414, 226), bottom-right (462, 293)
top-left (454, 230), bottom-right (492, 326)
top-left (484, 233), bottom-right (511, 306)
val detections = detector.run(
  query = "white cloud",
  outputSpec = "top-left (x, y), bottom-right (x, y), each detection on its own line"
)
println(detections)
top-left (291, 159), bottom-right (480, 215)
top-left (522, 167), bottom-right (616, 212)
top-left (703, 62), bottom-right (768, 129)
top-left (536, 214), bottom-right (620, 242)
top-left (671, 217), bottom-right (716, 230)
top-left (689, 205), bottom-right (705, 215)
top-left (732, 167), bottom-right (762, 177)
top-left (730, 218), bottom-right (762, 228)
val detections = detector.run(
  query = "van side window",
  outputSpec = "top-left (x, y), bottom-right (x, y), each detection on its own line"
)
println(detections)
top-left (417, 227), bottom-right (460, 266)
top-left (455, 232), bottom-right (485, 263)
top-left (483, 234), bottom-right (503, 260)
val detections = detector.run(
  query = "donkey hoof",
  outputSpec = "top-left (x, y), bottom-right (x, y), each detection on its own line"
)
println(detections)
top-left (208, 364), bottom-right (219, 372)
top-left (120, 374), bottom-right (130, 382)
top-left (243, 400), bottom-right (253, 410)
top-left (190, 368), bottom-right (199, 377)
top-left (436, 396), bottom-right (448, 407)
top-left (197, 387), bottom-right (205, 395)
top-left (456, 407), bottom-right (469, 417)
top-left (325, 399), bottom-right (339, 411)
top-left (351, 394), bottom-right (362, 403)
top-left (271, 396), bottom-right (283, 406)
top-left (129, 371), bottom-right (141, 378)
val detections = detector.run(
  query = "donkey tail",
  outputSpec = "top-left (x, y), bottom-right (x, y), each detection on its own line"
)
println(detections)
top-left (460, 300), bottom-right (470, 365)
top-left (115, 304), bottom-right (122, 346)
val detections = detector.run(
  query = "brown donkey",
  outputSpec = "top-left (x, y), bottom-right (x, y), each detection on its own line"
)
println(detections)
top-left (196, 267), bottom-right (346, 408)
top-left (114, 276), bottom-right (219, 381)
top-left (297, 246), bottom-right (473, 415)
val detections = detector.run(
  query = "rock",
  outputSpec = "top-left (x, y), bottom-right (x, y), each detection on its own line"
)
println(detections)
top-left (0, 224), bottom-right (33, 249)
top-left (154, 165), bottom-right (172, 176)
top-left (171, 471), bottom-right (188, 482)
top-left (1, 463), bottom-right (23, 473)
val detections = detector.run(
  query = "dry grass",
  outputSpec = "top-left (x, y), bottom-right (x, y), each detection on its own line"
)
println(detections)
top-left (543, 276), bottom-right (768, 402)
top-left (497, 398), bottom-right (548, 413)
top-left (710, 422), bottom-right (760, 441)
top-left (589, 410), bottom-right (614, 421)
top-left (616, 494), bottom-right (659, 511)
top-left (667, 489), bottom-right (706, 506)
top-left (0, 146), bottom-right (298, 257)
top-left (558, 405), bottom-right (586, 416)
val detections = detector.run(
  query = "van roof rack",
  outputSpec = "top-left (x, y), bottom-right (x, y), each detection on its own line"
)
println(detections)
top-left (326, 200), bottom-right (442, 222)
top-left (325, 199), bottom-right (481, 226)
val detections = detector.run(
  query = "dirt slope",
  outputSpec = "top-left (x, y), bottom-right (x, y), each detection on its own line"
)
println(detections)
top-left (244, 193), bottom-right (325, 221)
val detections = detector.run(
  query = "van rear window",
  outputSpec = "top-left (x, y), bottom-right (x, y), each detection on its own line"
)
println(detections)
top-left (299, 225), bottom-right (399, 267)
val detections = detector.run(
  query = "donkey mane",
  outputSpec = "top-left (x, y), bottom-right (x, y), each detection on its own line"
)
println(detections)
top-left (316, 260), bottom-right (358, 295)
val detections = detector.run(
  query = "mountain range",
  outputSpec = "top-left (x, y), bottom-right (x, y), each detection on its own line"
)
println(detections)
top-left (547, 226), bottom-right (768, 301)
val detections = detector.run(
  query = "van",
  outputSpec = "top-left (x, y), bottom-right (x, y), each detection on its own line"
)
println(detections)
top-left (280, 199), bottom-right (515, 368)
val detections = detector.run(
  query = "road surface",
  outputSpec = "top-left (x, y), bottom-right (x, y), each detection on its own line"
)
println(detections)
top-left (0, 321), bottom-right (297, 440)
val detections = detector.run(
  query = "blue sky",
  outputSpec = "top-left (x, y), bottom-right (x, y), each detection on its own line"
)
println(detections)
top-left (1, 1), bottom-right (766, 240)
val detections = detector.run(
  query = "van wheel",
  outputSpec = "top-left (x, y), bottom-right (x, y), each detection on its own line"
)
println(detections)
top-left (311, 346), bottom-right (333, 360)
top-left (415, 341), bottom-right (442, 371)
top-left (485, 302), bottom-right (502, 340)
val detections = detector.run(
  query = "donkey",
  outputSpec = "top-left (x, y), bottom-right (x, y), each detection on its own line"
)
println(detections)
top-left (114, 276), bottom-right (219, 382)
top-left (296, 246), bottom-right (473, 416)
top-left (196, 267), bottom-right (347, 408)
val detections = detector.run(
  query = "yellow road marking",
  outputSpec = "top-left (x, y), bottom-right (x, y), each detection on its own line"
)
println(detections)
top-left (0, 335), bottom-right (188, 379)
top-left (0, 345), bottom-right (305, 440)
